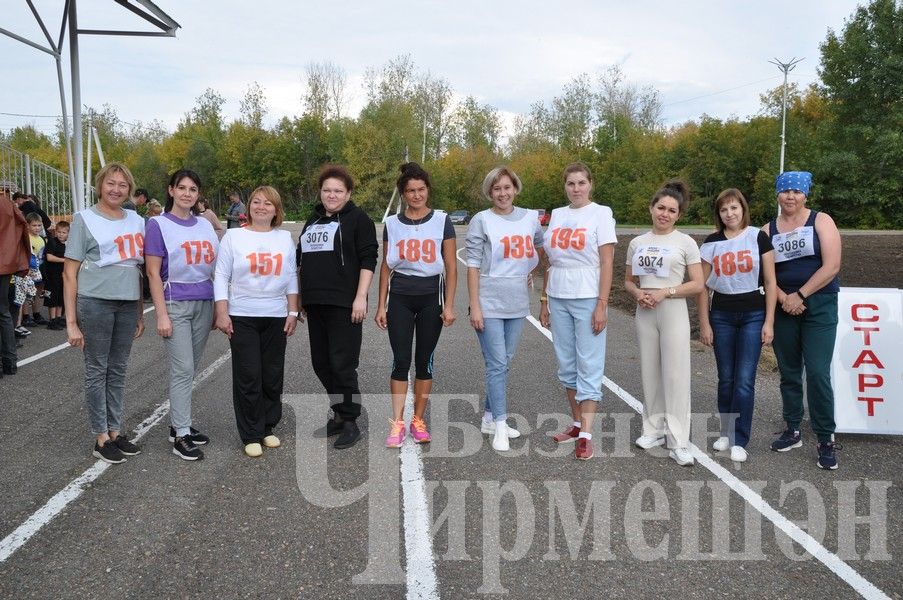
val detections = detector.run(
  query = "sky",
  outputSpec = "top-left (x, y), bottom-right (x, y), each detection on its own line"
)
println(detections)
top-left (0, 0), bottom-right (863, 140)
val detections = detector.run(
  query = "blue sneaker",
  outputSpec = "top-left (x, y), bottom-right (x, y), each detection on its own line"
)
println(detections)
top-left (770, 428), bottom-right (802, 452)
top-left (817, 441), bottom-right (841, 470)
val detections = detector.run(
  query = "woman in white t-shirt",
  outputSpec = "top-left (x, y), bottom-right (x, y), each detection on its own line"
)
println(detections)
top-left (539, 162), bottom-right (617, 461)
top-left (214, 186), bottom-right (299, 458)
top-left (625, 180), bottom-right (704, 466)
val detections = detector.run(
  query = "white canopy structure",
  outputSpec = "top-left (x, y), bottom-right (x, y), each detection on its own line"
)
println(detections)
top-left (0, 1), bottom-right (179, 211)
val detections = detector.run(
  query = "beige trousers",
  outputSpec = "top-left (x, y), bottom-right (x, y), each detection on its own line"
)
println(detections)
top-left (635, 297), bottom-right (692, 448)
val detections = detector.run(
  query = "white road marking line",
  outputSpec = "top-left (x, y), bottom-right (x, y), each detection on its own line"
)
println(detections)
top-left (525, 314), bottom-right (890, 600)
top-left (401, 377), bottom-right (440, 600)
top-left (16, 306), bottom-right (155, 368)
top-left (0, 349), bottom-right (231, 563)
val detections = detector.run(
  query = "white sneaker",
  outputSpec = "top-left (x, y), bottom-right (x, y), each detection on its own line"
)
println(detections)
top-left (669, 447), bottom-right (695, 466)
top-left (481, 419), bottom-right (521, 439)
top-left (635, 434), bottom-right (665, 449)
top-left (713, 436), bottom-right (730, 452)
top-left (730, 446), bottom-right (748, 462)
top-left (491, 422), bottom-right (510, 452)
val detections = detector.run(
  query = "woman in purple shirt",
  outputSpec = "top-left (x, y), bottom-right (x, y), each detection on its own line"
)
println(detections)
top-left (145, 169), bottom-right (219, 461)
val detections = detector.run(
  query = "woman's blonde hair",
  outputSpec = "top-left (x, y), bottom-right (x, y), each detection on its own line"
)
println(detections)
top-left (249, 185), bottom-right (284, 227)
top-left (94, 162), bottom-right (136, 201)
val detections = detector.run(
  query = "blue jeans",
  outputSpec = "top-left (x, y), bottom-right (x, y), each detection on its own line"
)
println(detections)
top-left (476, 317), bottom-right (525, 420)
top-left (549, 297), bottom-right (606, 402)
top-left (77, 296), bottom-right (140, 435)
top-left (710, 309), bottom-right (764, 448)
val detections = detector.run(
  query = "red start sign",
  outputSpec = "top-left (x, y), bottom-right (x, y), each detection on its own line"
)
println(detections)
top-left (833, 288), bottom-right (903, 435)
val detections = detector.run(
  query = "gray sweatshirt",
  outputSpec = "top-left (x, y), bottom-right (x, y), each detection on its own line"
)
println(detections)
top-left (465, 206), bottom-right (544, 318)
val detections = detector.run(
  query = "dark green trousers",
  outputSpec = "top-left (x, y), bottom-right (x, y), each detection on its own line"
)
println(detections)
top-left (772, 293), bottom-right (838, 442)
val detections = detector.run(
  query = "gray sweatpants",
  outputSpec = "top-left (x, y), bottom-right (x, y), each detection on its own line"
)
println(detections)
top-left (164, 300), bottom-right (214, 437)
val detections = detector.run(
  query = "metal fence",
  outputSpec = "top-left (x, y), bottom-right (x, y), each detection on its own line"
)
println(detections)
top-left (0, 143), bottom-right (94, 218)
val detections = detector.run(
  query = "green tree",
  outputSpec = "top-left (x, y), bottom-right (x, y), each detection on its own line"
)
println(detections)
top-left (816, 0), bottom-right (903, 227)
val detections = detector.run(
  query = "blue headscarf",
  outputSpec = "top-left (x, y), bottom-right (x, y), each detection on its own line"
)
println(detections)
top-left (775, 171), bottom-right (812, 196)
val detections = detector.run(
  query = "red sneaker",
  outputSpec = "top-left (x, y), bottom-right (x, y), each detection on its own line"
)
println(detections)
top-left (552, 425), bottom-right (580, 443)
top-left (575, 438), bottom-right (594, 460)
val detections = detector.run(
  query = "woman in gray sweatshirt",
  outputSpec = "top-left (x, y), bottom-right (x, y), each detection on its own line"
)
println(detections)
top-left (466, 166), bottom-right (544, 451)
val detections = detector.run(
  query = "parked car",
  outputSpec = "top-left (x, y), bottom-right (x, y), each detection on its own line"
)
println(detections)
top-left (536, 208), bottom-right (550, 226)
top-left (449, 210), bottom-right (470, 225)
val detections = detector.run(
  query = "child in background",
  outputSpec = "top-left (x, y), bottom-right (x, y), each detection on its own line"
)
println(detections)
top-left (22, 213), bottom-right (47, 327)
top-left (43, 221), bottom-right (69, 330)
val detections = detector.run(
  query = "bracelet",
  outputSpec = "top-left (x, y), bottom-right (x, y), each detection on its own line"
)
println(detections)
top-left (796, 290), bottom-right (807, 300)
top-left (597, 297), bottom-right (608, 303)
top-left (540, 296), bottom-right (548, 303)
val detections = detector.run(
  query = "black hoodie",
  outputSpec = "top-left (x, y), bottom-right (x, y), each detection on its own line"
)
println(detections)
top-left (298, 200), bottom-right (378, 308)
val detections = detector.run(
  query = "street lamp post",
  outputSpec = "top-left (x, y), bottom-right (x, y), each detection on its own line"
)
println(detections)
top-left (768, 57), bottom-right (804, 175)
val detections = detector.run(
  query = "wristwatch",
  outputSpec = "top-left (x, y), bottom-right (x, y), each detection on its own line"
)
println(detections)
top-left (288, 311), bottom-right (300, 318)
top-left (668, 287), bottom-right (676, 298)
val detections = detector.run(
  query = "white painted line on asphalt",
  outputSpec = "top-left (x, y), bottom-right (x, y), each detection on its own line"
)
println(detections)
top-left (401, 378), bottom-right (441, 600)
top-left (16, 306), bottom-right (156, 368)
top-left (0, 349), bottom-right (231, 564)
top-left (524, 314), bottom-right (890, 600)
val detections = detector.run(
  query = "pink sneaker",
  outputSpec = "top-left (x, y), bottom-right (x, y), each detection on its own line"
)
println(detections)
top-left (385, 419), bottom-right (406, 448)
top-left (409, 415), bottom-right (431, 443)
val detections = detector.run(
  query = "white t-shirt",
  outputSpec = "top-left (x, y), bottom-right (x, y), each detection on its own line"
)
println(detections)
top-left (214, 228), bottom-right (298, 317)
top-left (543, 202), bottom-right (617, 298)
top-left (626, 230), bottom-right (701, 289)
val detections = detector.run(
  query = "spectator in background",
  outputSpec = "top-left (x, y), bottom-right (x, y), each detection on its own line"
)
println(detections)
top-left (14, 193), bottom-right (52, 234)
top-left (224, 192), bottom-right (246, 229)
top-left (22, 213), bottom-right (47, 326)
top-left (0, 181), bottom-right (31, 377)
top-left (43, 221), bottom-right (69, 330)
top-left (123, 188), bottom-right (148, 213)
top-left (146, 199), bottom-right (163, 217)
top-left (194, 197), bottom-right (225, 239)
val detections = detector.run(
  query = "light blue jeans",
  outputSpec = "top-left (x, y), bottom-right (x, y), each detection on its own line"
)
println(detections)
top-left (476, 317), bottom-right (526, 420)
top-left (77, 296), bottom-right (139, 435)
top-left (549, 297), bottom-right (606, 402)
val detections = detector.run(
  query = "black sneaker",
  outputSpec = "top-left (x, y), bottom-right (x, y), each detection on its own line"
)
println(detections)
top-left (173, 437), bottom-right (204, 461)
top-left (817, 441), bottom-right (841, 470)
top-left (47, 318), bottom-right (65, 330)
top-left (326, 417), bottom-right (344, 437)
top-left (112, 434), bottom-right (141, 456)
top-left (22, 315), bottom-right (35, 327)
top-left (168, 426), bottom-right (209, 445)
top-left (1, 359), bottom-right (15, 375)
top-left (334, 420), bottom-right (361, 449)
top-left (93, 441), bottom-right (126, 464)
top-left (32, 313), bottom-right (48, 325)
top-left (770, 428), bottom-right (802, 452)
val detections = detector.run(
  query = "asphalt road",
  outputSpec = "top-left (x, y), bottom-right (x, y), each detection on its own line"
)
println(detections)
top-left (0, 224), bottom-right (899, 599)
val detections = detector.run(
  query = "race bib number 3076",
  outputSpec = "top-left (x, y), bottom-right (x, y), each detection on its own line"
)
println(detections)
top-left (301, 222), bottom-right (339, 253)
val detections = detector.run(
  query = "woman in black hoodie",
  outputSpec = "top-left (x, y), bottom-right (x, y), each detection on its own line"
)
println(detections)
top-left (298, 165), bottom-right (378, 449)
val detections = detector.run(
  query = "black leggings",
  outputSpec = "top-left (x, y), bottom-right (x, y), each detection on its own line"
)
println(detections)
top-left (387, 292), bottom-right (443, 381)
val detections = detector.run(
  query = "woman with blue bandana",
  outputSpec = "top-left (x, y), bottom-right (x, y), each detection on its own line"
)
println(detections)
top-left (763, 171), bottom-right (842, 470)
